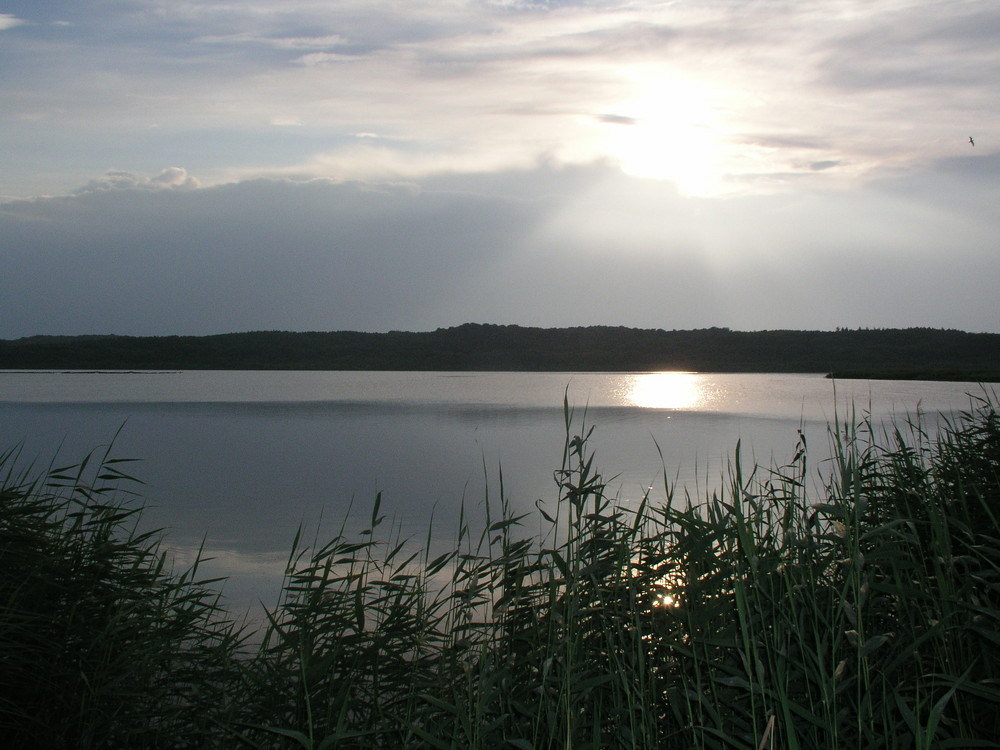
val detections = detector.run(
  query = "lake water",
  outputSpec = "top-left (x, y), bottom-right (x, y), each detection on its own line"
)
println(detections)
top-left (0, 370), bottom-right (987, 620)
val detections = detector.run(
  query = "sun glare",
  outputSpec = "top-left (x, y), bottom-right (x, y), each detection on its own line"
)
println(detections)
top-left (651, 589), bottom-right (680, 609)
top-left (604, 77), bottom-right (724, 196)
top-left (627, 372), bottom-right (705, 410)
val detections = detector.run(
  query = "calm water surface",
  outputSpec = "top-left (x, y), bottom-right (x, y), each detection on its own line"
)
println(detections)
top-left (0, 370), bottom-right (986, 618)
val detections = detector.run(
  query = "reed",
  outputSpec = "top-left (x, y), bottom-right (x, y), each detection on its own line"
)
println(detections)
top-left (0, 441), bottom-right (247, 749)
top-left (2, 393), bottom-right (999, 748)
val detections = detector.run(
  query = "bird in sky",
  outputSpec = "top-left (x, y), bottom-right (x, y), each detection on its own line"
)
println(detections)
top-left (969, 136), bottom-right (975, 147)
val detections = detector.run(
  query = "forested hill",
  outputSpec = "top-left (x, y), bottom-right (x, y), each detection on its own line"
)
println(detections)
top-left (1, 325), bottom-right (999, 379)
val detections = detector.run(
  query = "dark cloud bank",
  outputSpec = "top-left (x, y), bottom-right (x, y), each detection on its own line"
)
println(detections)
top-left (2, 162), bottom-right (998, 337)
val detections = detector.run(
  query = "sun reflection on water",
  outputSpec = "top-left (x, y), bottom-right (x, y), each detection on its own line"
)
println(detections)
top-left (626, 372), bottom-right (707, 410)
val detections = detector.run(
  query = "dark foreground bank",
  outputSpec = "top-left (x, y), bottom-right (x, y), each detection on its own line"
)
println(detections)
top-left (3, 324), bottom-right (1000, 377)
top-left (3, 396), bottom-right (1000, 749)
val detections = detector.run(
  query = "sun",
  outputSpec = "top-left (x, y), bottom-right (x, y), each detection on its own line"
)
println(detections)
top-left (603, 77), bottom-right (724, 196)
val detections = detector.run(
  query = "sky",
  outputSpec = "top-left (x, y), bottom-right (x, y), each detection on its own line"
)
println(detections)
top-left (2, 0), bottom-right (998, 337)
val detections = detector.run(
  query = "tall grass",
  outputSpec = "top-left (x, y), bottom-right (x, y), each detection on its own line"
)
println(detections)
top-left (3, 394), bottom-right (999, 748)
top-left (0, 442), bottom-right (247, 748)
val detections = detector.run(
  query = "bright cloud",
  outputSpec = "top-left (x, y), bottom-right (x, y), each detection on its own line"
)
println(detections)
top-left (0, 13), bottom-right (24, 31)
top-left (0, 13), bottom-right (25, 31)
top-left (4, 0), bottom-right (997, 197)
top-left (73, 168), bottom-right (200, 193)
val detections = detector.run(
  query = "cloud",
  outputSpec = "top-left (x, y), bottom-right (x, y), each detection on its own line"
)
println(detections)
top-left (195, 32), bottom-right (349, 49)
top-left (0, 13), bottom-right (25, 30)
top-left (293, 51), bottom-right (364, 66)
top-left (0, 2), bottom-right (998, 338)
top-left (596, 114), bottom-right (637, 126)
top-left (814, 1), bottom-right (1000, 92)
top-left (73, 168), bottom-right (200, 194)
top-left (151, 167), bottom-right (200, 188)
top-left (5, 1), bottom-right (1000, 200)
top-left (2, 160), bottom-right (998, 338)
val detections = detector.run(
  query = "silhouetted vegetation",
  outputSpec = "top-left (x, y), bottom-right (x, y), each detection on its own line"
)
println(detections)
top-left (2, 324), bottom-right (999, 378)
top-left (4, 396), bottom-right (1000, 748)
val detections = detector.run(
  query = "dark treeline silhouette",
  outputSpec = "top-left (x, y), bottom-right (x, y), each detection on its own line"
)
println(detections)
top-left (1, 324), bottom-right (999, 379)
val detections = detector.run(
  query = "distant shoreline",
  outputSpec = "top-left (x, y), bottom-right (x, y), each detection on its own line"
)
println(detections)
top-left (827, 370), bottom-right (1000, 383)
top-left (2, 324), bottom-right (999, 378)
top-left (4, 369), bottom-right (999, 384)
top-left (0, 370), bottom-right (182, 375)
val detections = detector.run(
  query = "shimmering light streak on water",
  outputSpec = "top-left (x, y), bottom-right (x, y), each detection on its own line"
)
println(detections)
top-left (624, 372), bottom-right (710, 410)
